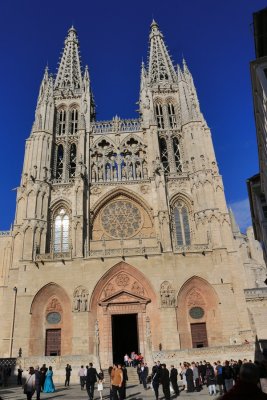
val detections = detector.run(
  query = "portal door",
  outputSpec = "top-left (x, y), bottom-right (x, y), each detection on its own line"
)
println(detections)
top-left (191, 323), bottom-right (208, 348)
top-left (112, 314), bottom-right (139, 364)
top-left (45, 329), bottom-right (61, 356)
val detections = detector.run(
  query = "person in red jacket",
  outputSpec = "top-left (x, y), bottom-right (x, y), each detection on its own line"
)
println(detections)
top-left (218, 362), bottom-right (267, 400)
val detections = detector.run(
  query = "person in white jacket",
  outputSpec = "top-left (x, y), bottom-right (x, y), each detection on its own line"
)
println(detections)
top-left (24, 367), bottom-right (36, 400)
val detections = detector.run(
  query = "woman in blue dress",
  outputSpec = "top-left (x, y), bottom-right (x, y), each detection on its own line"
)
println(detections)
top-left (43, 366), bottom-right (55, 393)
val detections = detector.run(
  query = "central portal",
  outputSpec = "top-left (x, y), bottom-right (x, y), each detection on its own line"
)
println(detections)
top-left (112, 313), bottom-right (139, 364)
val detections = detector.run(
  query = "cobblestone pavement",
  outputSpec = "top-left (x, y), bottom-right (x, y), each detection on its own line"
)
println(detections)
top-left (0, 384), bottom-right (219, 400)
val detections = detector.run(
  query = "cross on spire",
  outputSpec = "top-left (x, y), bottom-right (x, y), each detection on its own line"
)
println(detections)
top-left (148, 20), bottom-right (177, 84)
top-left (55, 26), bottom-right (83, 90)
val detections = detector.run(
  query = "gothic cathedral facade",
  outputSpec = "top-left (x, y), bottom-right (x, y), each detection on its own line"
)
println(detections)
top-left (0, 22), bottom-right (266, 369)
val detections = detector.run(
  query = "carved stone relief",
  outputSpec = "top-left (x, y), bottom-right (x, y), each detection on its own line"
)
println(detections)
top-left (73, 286), bottom-right (89, 312)
top-left (160, 281), bottom-right (175, 307)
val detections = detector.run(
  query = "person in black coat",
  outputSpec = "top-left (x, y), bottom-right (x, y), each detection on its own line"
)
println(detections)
top-left (34, 366), bottom-right (41, 400)
top-left (40, 364), bottom-right (47, 392)
top-left (121, 365), bottom-right (128, 399)
top-left (161, 363), bottom-right (171, 400)
top-left (170, 365), bottom-right (180, 396)
top-left (140, 363), bottom-right (149, 389)
top-left (185, 364), bottom-right (194, 393)
top-left (65, 364), bottom-right (72, 387)
top-left (86, 362), bottom-right (99, 400)
top-left (152, 362), bottom-right (161, 400)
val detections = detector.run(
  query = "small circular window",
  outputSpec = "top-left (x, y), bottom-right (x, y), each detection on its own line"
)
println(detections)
top-left (46, 312), bottom-right (61, 324)
top-left (189, 307), bottom-right (204, 319)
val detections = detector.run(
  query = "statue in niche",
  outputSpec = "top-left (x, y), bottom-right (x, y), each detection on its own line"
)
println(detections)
top-left (106, 166), bottom-right (111, 180)
top-left (143, 163), bottom-right (148, 179)
top-left (113, 167), bottom-right (118, 180)
top-left (121, 165), bottom-right (127, 180)
top-left (136, 163), bottom-right (142, 179)
top-left (98, 165), bottom-right (103, 181)
top-left (73, 295), bottom-right (81, 311)
top-left (80, 292), bottom-right (88, 312)
top-left (92, 165), bottom-right (97, 181)
top-left (128, 165), bottom-right (133, 179)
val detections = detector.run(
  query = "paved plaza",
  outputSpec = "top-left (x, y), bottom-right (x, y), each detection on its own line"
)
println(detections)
top-left (0, 384), bottom-right (218, 400)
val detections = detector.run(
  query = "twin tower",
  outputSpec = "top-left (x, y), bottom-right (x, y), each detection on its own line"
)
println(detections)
top-left (0, 21), bottom-right (261, 368)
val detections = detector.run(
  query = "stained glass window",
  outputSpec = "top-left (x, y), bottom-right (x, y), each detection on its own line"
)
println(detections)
top-left (101, 200), bottom-right (142, 239)
top-left (173, 203), bottom-right (190, 246)
top-left (54, 209), bottom-right (69, 253)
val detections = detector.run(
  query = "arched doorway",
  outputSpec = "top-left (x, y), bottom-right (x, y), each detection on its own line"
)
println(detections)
top-left (177, 276), bottom-right (221, 349)
top-left (90, 262), bottom-right (157, 368)
top-left (29, 283), bottom-right (72, 356)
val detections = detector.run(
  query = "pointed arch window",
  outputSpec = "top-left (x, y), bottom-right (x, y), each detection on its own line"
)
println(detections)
top-left (58, 110), bottom-right (66, 135)
top-left (70, 109), bottom-right (79, 134)
top-left (173, 202), bottom-right (191, 246)
top-left (168, 103), bottom-right (177, 128)
top-left (69, 143), bottom-right (77, 178)
top-left (56, 145), bottom-right (64, 179)
top-left (173, 137), bottom-right (182, 172)
top-left (156, 104), bottom-right (164, 129)
top-left (54, 209), bottom-right (69, 253)
top-left (159, 137), bottom-right (169, 173)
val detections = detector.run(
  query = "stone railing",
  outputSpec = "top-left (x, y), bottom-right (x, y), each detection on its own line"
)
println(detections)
top-left (152, 343), bottom-right (255, 363)
top-left (51, 178), bottom-right (75, 185)
top-left (0, 231), bottom-right (11, 236)
top-left (173, 243), bottom-right (210, 254)
top-left (244, 287), bottom-right (267, 301)
top-left (88, 237), bottom-right (161, 258)
top-left (92, 117), bottom-right (141, 134)
top-left (36, 251), bottom-right (72, 262)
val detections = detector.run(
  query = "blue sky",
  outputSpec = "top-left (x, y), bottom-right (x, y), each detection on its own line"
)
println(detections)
top-left (0, 0), bottom-right (266, 231)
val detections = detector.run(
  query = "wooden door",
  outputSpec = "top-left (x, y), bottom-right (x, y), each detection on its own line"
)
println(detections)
top-left (191, 323), bottom-right (208, 348)
top-left (45, 329), bottom-right (61, 356)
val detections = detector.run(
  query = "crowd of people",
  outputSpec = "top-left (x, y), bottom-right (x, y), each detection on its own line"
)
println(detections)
top-left (0, 356), bottom-right (266, 400)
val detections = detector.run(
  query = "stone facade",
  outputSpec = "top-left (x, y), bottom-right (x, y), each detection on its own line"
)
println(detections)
top-left (0, 22), bottom-right (266, 370)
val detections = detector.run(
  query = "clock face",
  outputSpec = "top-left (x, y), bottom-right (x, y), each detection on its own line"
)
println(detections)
top-left (46, 312), bottom-right (61, 324)
top-left (189, 307), bottom-right (204, 319)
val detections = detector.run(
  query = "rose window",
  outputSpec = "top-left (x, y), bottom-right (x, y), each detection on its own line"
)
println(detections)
top-left (101, 200), bottom-right (142, 238)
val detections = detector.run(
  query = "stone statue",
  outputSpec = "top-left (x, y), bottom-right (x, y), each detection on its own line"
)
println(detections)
top-left (136, 163), bottom-right (142, 179)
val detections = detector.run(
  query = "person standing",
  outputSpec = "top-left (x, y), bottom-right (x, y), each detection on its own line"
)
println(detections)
top-left (206, 362), bottom-right (216, 396)
top-left (170, 365), bottom-right (180, 396)
top-left (34, 366), bottom-right (41, 400)
top-left (24, 367), bottom-right (36, 400)
top-left (152, 362), bottom-right (161, 400)
top-left (40, 364), bottom-right (47, 392)
top-left (121, 365), bottom-right (128, 399)
top-left (215, 360), bottom-right (224, 395)
top-left (192, 362), bottom-right (200, 392)
top-left (185, 363), bottom-right (194, 393)
top-left (161, 363), bottom-right (171, 400)
top-left (223, 360), bottom-right (234, 393)
top-left (78, 365), bottom-right (86, 390)
top-left (86, 362), bottom-right (99, 400)
top-left (65, 364), bottom-right (72, 387)
top-left (140, 362), bottom-right (149, 389)
top-left (43, 366), bottom-right (55, 393)
top-left (111, 364), bottom-right (123, 400)
top-left (17, 366), bottom-right (23, 385)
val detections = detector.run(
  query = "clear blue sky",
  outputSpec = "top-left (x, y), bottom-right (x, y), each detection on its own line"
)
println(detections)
top-left (0, 0), bottom-right (266, 231)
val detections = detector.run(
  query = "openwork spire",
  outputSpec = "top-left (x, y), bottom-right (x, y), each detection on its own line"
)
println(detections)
top-left (148, 20), bottom-right (177, 84)
top-left (55, 26), bottom-right (82, 90)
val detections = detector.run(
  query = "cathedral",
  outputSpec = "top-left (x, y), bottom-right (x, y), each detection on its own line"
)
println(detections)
top-left (0, 21), bottom-right (267, 376)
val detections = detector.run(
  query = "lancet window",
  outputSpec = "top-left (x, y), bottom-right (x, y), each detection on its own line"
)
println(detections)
top-left (159, 137), bottom-right (169, 173)
top-left (70, 109), bottom-right (78, 134)
top-left (168, 103), bottom-right (177, 128)
top-left (58, 110), bottom-right (66, 135)
top-left (69, 143), bottom-right (77, 178)
top-left (54, 208), bottom-right (70, 253)
top-left (173, 137), bottom-right (182, 172)
top-left (155, 104), bottom-right (164, 129)
top-left (56, 145), bottom-right (64, 179)
top-left (172, 201), bottom-right (191, 246)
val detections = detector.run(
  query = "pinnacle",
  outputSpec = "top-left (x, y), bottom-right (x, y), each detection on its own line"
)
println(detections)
top-left (150, 19), bottom-right (159, 28)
